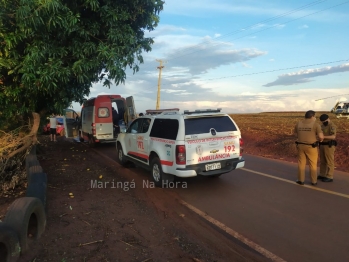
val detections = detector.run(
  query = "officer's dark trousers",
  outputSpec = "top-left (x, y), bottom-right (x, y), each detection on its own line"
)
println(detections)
top-left (319, 145), bottom-right (335, 179)
top-left (297, 144), bottom-right (318, 183)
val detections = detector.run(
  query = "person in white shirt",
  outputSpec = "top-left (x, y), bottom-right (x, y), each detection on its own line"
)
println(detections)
top-left (49, 114), bottom-right (58, 142)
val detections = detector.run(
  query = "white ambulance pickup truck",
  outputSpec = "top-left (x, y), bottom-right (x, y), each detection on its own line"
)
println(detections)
top-left (116, 108), bottom-right (245, 187)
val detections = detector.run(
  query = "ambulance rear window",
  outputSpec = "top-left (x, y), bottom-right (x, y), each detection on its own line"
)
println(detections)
top-left (185, 116), bottom-right (237, 135)
top-left (98, 107), bottom-right (110, 118)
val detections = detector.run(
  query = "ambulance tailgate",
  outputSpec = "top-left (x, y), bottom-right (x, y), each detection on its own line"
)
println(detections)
top-left (184, 115), bottom-right (240, 166)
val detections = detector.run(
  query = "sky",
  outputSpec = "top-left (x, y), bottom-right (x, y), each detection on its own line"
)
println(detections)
top-left (72, 0), bottom-right (349, 114)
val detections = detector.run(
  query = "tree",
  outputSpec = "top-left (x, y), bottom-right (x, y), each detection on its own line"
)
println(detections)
top-left (0, 0), bottom-right (164, 127)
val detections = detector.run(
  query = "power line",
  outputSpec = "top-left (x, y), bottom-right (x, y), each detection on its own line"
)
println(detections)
top-left (167, 1), bottom-right (349, 62)
top-left (161, 59), bottom-right (349, 87)
top-left (167, 0), bottom-right (328, 59)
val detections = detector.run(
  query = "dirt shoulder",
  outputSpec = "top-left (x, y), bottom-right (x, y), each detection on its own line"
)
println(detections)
top-left (1, 136), bottom-right (268, 262)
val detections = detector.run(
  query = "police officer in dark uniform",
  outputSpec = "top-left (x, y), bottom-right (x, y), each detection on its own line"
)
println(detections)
top-left (294, 110), bottom-right (324, 185)
top-left (318, 114), bottom-right (337, 182)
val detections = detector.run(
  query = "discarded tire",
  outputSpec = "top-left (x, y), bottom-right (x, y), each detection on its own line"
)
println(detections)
top-left (29, 145), bottom-right (36, 155)
top-left (25, 155), bottom-right (37, 173)
top-left (3, 197), bottom-right (46, 254)
top-left (26, 160), bottom-right (40, 177)
top-left (0, 223), bottom-right (20, 262)
top-left (27, 172), bottom-right (47, 186)
top-left (25, 182), bottom-right (47, 209)
top-left (26, 154), bottom-right (37, 162)
top-left (28, 165), bottom-right (43, 175)
top-left (27, 160), bottom-right (40, 169)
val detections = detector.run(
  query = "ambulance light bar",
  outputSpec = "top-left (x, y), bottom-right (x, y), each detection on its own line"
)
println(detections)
top-left (145, 108), bottom-right (180, 115)
top-left (184, 108), bottom-right (222, 115)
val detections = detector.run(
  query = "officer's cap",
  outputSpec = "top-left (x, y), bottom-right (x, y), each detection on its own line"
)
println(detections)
top-left (319, 114), bottom-right (329, 121)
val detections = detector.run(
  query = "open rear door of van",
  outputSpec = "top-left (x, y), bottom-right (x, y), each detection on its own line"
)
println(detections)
top-left (126, 96), bottom-right (137, 125)
top-left (63, 109), bottom-right (80, 139)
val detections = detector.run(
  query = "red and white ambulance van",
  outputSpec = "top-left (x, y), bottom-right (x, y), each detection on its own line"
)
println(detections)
top-left (75, 95), bottom-right (136, 146)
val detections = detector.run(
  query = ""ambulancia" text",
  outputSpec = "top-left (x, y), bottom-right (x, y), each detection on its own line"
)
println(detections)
top-left (198, 153), bottom-right (230, 162)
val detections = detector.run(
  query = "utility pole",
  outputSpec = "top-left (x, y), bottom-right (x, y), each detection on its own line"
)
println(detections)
top-left (156, 59), bottom-right (164, 110)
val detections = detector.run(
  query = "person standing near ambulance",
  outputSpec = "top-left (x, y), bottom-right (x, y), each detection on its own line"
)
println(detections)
top-left (318, 114), bottom-right (337, 182)
top-left (49, 114), bottom-right (58, 142)
top-left (294, 110), bottom-right (324, 186)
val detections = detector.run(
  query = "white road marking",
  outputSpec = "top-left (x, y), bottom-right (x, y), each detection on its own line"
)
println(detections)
top-left (241, 168), bottom-right (349, 199)
top-left (180, 200), bottom-right (287, 262)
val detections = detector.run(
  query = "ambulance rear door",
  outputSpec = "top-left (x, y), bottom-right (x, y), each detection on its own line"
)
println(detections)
top-left (63, 109), bottom-right (80, 138)
top-left (184, 114), bottom-right (241, 169)
top-left (94, 103), bottom-right (114, 140)
top-left (126, 96), bottom-right (137, 125)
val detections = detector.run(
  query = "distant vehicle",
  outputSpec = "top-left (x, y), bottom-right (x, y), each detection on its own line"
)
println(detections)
top-left (331, 101), bottom-right (349, 119)
top-left (43, 117), bottom-right (64, 136)
top-left (43, 109), bottom-right (80, 136)
top-left (77, 95), bottom-right (136, 147)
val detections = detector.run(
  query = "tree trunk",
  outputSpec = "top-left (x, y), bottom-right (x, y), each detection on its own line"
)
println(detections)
top-left (8, 112), bottom-right (40, 158)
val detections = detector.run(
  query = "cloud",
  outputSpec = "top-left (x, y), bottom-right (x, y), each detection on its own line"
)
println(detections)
top-left (107, 76), bottom-right (302, 104)
top-left (122, 35), bottom-right (267, 79)
top-left (272, 24), bottom-right (285, 29)
top-left (154, 88), bottom-right (349, 113)
top-left (298, 24), bottom-right (309, 29)
top-left (72, 74), bottom-right (349, 115)
top-left (251, 24), bottom-right (266, 30)
top-left (86, 33), bottom-right (319, 109)
top-left (242, 62), bottom-right (252, 68)
top-left (263, 63), bottom-right (349, 87)
top-left (164, 39), bottom-right (266, 75)
top-left (147, 25), bottom-right (186, 37)
top-left (89, 46), bottom-right (266, 105)
top-left (162, 89), bottom-right (186, 93)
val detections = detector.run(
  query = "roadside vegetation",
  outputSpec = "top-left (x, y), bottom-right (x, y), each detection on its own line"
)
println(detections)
top-left (0, 0), bottom-right (164, 190)
top-left (0, 113), bottom-right (40, 194)
top-left (231, 112), bottom-right (349, 135)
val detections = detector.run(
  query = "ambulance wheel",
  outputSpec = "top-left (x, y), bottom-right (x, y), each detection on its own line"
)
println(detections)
top-left (117, 144), bottom-right (128, 167)
top-left (0, 223), bottom-right (20, 262)
top-left (150, 157), bottom-right (174, 188)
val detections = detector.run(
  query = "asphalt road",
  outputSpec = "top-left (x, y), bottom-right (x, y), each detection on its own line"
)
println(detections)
top-left (94, 142), bottom-right (349, 262)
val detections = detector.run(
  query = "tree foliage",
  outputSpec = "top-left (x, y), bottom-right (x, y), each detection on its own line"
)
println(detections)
top-left (0, 0), bottom-right (164, 127)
